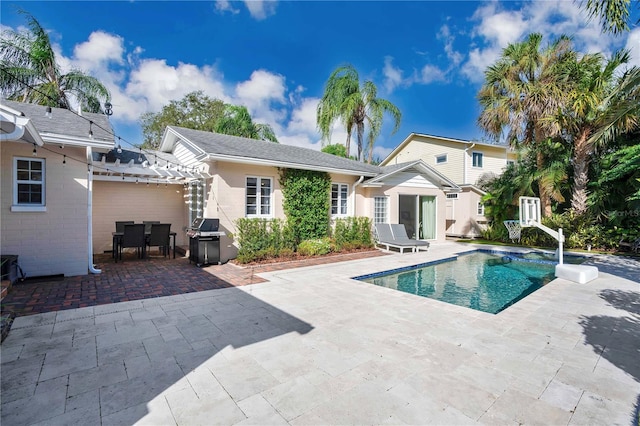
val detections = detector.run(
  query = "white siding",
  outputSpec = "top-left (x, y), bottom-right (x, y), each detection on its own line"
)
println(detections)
top-left (383, 172), bottom-right (437, 188)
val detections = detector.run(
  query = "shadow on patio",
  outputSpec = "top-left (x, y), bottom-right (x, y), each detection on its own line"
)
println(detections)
top-left (1, 254), bottom-right (314, 425)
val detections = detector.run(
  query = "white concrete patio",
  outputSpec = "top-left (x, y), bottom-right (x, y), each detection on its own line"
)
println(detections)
top-left (1, 242), bottom-right (639, 425)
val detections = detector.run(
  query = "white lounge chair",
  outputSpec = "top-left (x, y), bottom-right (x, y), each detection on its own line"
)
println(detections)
top-left (390, 224), bottom-right (430, 252)
top-left (374, 223), bottom-right (429, 253)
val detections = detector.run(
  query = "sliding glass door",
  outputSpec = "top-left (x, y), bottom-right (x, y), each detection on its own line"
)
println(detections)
top-left (398, 195), bottom-right (436, 240)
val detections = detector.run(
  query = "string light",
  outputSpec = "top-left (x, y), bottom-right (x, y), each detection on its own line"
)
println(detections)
top-left (138, 148), bottom-right (142, 163)
top-left (88, 121), bottom-right (94, 139)
top-left (63, 155), bottom-right (66, 166)
top-left (32, 144), bottom-right (37, 156)
top-left (135, 178), bottom-right (139, 184)
top-left (116, 137), bottom-right (122, 154)
top-left (45, 106), bottom-right (52, 119)
top-left (122, 173), bottom-right (125, 180)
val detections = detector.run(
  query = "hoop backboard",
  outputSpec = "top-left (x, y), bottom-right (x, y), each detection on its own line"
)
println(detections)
top-left (519, 197), bottom-right (540, 227)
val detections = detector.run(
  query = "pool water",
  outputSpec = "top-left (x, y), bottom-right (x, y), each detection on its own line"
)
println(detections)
top-left (357, 252), bottom-right (556, 314)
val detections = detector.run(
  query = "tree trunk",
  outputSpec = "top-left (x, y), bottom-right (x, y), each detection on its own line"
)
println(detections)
top-left (345, 128), bottom-right (351, 158)
top-left (571, 128), bottom-right (592, 215)
top-left (537, 151), bottom-right (553, 217)
top-left (356, 121), bottom-right (365, 162)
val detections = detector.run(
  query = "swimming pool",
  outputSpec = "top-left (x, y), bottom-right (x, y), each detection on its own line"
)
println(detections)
top-left (355, 251), bottom-right (557, 314)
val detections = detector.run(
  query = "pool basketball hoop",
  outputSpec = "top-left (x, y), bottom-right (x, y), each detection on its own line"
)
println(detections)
top-left (519, 197), bottom-right (540, 227)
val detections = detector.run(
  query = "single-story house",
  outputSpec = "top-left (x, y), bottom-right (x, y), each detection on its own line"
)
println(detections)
top-left (2, 100), bottom-right (463, 277)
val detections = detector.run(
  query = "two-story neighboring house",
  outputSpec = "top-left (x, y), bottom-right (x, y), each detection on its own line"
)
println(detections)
top-left (381, 133), bottom-right (518, 238)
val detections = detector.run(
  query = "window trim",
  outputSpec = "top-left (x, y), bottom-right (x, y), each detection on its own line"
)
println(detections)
top-left (373, 196), bottom-right (389, 224)
top-left (12, 157), bottom-right (46, 212)
top-left (472, 151), bottom-right (484, 168)
top-left (477, 201), bottom-right (485, 216)
top-left (435, 154), bottom-right (448, 164)
top-left (245, 176), bottom-right (273, 218)
top-left (331, 183), bottom-right (349, 217)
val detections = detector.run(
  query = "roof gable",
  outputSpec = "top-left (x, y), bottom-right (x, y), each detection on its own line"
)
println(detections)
top-left (367, 160), bottom-right (460, 191)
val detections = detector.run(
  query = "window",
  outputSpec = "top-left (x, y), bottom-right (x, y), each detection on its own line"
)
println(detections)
top-left (374, 196), bottom-right (388, 223)
top-left (246, 177), bottom-right (272, 217)
top-left (446, 193), bottom-right (458, 199)
top-left (477, 202), bottom-right (485, 216)
top-left (435, 154), bottom-right (447, 164)
top-left (331, 183), bottom-right (348, 216)
top-left (12, 157), bottom-right (45, 211)
top-left (472, 152), bottom-right (483, 168)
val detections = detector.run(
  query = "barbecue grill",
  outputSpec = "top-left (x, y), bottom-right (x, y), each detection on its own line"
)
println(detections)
top-left (187, 218), bottom-right (225, 266)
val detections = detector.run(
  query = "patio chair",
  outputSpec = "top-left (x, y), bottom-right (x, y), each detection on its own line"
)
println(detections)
top-left (374, 223), bottom-right (419, 254)
top-left (147, 223), bottom-right (171, 258)
top-left (390, 224), bottom-right (430, 252)
top-left (619, 237), bottom-right (640, 253)
top-left (117, 223), bottom-right (146, 262)
top-left (113, 221), bottom-right (134, 258)
top-left (143, 221), bottom-right (161, 233)
top-left (115, 220), bottom-right (134, 233)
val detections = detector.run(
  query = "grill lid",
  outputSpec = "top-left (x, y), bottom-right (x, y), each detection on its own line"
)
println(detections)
top-left (190, 218), bottom-right (219, 232)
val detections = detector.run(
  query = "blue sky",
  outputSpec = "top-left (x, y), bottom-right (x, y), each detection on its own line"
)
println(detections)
top-left (1, 1), bottom-right (639, 158)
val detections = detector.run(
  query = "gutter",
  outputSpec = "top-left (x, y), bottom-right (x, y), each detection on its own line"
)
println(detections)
top-left (463, 143), bottom-right (475, 184)
top-left (87, 147), bottom-right (101, 274)
top-left (352, 175), bottom-right (365, 216)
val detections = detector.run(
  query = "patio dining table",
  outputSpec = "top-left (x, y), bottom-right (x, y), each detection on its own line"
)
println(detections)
top-left (112, 230), bottom-right (177, 259)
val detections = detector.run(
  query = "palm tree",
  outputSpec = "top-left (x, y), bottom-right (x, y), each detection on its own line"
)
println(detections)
top-left (0, 11), bottom-right (110, 113)
top-left (317, 64), bottom-right (401, 163)
top-left (215, 105), bottom-right (278, 142)
top-left (584, 0), bottom-right (638, 34)
top-left (477, 33), bottom-right (573, 217)
top-left (548, 50), bottom-right (634, 214)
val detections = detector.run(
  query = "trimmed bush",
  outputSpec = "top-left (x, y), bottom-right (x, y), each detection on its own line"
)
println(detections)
top-left (332, 217), bottom-right (373, 250)
top-left (297, 238), bottom-right (332, 256)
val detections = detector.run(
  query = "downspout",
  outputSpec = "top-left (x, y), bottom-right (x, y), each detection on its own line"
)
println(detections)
top-left (463, 143), bottom-right (475, 184)
top-left (352, 175), bottom-right (365, 216)
top-left (87, 147), bottom-right (101, 274)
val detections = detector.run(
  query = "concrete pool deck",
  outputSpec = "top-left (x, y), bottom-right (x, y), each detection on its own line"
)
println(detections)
top-left (1, 242), bottom-right (639, 425)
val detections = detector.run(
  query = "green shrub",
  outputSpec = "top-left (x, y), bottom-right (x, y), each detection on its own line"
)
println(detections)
top-left (297, 238), bottom-right (332, 256)
top-left (235, 218), bottom-right (296, 263)
top-left (332, 217), bottom-right (373, 250)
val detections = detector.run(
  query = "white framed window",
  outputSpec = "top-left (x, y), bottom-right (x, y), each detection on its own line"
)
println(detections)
top-left (374, 196), bottom-right (388, 223)
top-left (472, 152), bottom-right (483, 168)
top-left (331, 183), bottom-right (349, 216)
top-left (12, 157), bottom-right (46, 212)
top-left (477, 202), bottom-right (485, 216)
top-left (446, 193), bottom-right (458, 199)
top-left (435, 154), bottom-right (447, 164)
top-left (246, 176), bottom-right (273, 217)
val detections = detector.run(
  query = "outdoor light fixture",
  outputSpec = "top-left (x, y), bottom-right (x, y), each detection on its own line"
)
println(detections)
top-left (32, 144), bottom-right (37, 156)
top-left (104, 102), bottom-right (113, 116)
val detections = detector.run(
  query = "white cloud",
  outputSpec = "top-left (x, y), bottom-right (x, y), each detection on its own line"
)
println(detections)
top-left (383, 56), bottom-right (404, 93)
top-left (625, 28), bottom-right (640, 67)
top-left (217, 0), bottom-right (277, 20)
top-left (438, 24), bottom-right (463, 67)
top-left (461, 0), bottom-right (619, 82)
top-left (234, 69), bottom-right (287, 125)
top-left (73, 31), bottom-right (124, 69)
top-left (420, 64), bottom-right (447, 84)
top-left (243, 0), bottom-right (278, 20)
top-left (215, 0), bottom-right (239, 14)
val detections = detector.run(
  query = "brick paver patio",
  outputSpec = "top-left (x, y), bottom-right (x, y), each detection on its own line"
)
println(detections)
top-left (0, 250), bottom-right (387, 318)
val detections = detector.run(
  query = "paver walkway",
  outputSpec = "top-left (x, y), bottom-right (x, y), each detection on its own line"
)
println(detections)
top-left (1, 243), bottom-right (638, 425)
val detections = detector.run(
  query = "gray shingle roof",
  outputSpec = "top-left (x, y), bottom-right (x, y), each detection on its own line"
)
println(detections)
top-left (169, 126), bottom-right (381, 175)
top-left (2, 100), bottom-right (114, 142)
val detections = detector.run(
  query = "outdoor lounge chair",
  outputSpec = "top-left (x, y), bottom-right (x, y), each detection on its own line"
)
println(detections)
top-left (374, 223), bottom-right (428, 254)
top-left (390, 224), bottom-right (430, 252)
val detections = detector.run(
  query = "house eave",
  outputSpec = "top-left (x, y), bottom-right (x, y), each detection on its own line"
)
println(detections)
top-left (204, 153), bottom-right (378, 177)
top-left (41, 133), bottom-right (115, 149)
